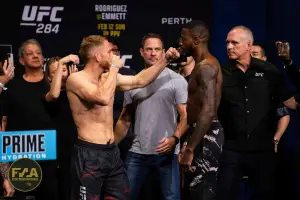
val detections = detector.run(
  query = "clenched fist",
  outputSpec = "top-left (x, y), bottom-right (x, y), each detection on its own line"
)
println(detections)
top-left (165, 47), bottom-right (180, 63)
top-left (111, 55), bottom-right (124, 69)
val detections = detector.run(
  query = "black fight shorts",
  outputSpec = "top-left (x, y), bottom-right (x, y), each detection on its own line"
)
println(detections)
top-left (70, 139), bottom-right (130, 200)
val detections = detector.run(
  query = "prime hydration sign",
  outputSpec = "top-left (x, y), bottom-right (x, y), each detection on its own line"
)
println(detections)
top-left (0, 130), bottom-right (56, 162)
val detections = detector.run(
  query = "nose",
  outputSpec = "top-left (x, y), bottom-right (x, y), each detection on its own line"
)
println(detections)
top-left (33, 52), bottom-right (39, 58)
top-left (150, 50), bottom-right (157, 56)
top-left (227, 42), bottom-right (233, 50)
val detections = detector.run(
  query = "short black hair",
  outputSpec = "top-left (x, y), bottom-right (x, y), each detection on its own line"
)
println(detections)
top-left (182, 20), bottom-right (209, 41)
top-left (252, 42), bottom-right (266, 57)
top-left (141, 33), bottom-right (164, 48)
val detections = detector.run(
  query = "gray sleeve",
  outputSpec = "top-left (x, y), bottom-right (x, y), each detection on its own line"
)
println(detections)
top-left (123, 91), bottom-right (133, 107)
top-left (174, 77), bottom-right (188, 104)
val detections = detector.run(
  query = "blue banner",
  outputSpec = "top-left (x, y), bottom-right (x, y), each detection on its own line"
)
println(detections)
top-left (0, 130), bottom-right (56, 162)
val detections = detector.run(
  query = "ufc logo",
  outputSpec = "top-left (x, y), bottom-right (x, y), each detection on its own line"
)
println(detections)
top-left (121, 55), bottom-right (133, 69)
top-left (22, 5), bottom-right (64, 22)
top-left (79, 186), bottom-right (86, 200)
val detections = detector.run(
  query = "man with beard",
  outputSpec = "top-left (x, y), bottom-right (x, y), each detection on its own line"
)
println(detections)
top-left (178, 20), bottom-right (224, 200)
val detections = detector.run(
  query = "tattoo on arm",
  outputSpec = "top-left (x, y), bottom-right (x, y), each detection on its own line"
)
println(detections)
top-left (0, 163), bottom-right (9, 179)
top-left (187, 64), bottom-right (218, 151)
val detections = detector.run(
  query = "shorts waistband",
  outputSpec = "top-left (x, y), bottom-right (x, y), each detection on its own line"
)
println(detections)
top-left (191, 119), bottom-right (219, 128)
top-left (76, 138), bottom-right (116, 150)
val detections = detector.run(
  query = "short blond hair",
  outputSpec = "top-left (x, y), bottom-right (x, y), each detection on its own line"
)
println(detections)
top-left (79, 35), bottom-right (107, 63)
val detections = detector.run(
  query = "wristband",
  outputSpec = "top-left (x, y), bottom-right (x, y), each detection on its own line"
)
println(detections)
top-left (0, 82), bottom-right (7, 90)
top-left (112, 64), bottom-right (120, 69)
top-left (171, 135), bottom-right (180, 145)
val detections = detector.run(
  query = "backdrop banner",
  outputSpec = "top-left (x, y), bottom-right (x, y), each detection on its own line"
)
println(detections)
top-left (0, 0), bottom-right (212, 74)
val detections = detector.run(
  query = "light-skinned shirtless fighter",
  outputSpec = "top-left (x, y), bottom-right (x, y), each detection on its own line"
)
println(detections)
top-left (178, 20), bottom-right (224, 200)
top-left (66, 35), bottom-right (179, 200)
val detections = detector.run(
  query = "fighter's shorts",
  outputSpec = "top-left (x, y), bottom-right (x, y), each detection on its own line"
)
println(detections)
top-left (184, 119), bottom-right (224, 200)
top-left (70, 139), bottom-right (130, 200)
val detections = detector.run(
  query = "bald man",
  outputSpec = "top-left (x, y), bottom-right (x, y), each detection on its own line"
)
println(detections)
top-left (217, 26), bottom-right (298, 200)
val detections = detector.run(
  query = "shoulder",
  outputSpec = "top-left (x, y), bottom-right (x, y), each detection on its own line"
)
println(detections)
top-left (252, 58), bottom-right (279, 72)
top-left (197, 61), bottom-right (218, 79)
top-left (167, 68), bottom-right (187, 84)
top-left (66, 71), bottom-right (85, 90)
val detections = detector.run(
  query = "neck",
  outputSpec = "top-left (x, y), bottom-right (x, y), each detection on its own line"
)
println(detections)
top-left (84, 62), bottom-right (105, 80)
top-left (180, 61), bottom-right (195, 77)
top-left (23, 67), bottom-right (44, 82)
top-left (236, 54), bottom-right (251, 72)
top-left (192, 44), bottom-right (210, 63)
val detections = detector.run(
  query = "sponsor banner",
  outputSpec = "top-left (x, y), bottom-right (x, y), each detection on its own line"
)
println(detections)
top-left (0, 130), bottom-right (56, 162)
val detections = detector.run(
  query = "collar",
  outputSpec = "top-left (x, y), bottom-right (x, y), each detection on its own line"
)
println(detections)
top-left (223, 57), bottom-right (265, 72)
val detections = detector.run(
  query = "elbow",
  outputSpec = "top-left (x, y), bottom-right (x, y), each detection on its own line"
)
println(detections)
top-left (97, 96), bottom-right (111, 106)
top-left (100, 99), bottom-right (110, 106)
top-left (49, 92), bottom-right (59, 100)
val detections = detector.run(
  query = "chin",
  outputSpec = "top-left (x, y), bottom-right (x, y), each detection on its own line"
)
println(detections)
top-left (29, 64), bottom-right (42, 68)
top-left (228, 55), bottom-right (237, 60)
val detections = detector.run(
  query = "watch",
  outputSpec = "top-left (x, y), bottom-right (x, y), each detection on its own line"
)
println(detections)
top-left (274, 138), bottom-right (279, 145)
top-left (171, 135), bottom-right (179, 145)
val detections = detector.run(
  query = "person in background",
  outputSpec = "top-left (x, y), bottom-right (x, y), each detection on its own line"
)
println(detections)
top-left (1, 39), bottom-right (59, 200)
top-left (115, 33), bottom-right (187, 200)
top-left (44, 55), bottom-right (79, 200)
top-left (217, 25), bottom-right (298, 200)
top-left (251, 42), bottom-right (290, 152)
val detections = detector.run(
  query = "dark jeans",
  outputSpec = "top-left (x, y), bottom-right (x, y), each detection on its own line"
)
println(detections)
top-left (124, 151), bottom-right (180, 200)
top-left (217, 149), bottom-right (276, 200)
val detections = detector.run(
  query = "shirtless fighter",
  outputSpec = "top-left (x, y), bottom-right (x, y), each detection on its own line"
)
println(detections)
top-left (178, 20), bottom-right (224, 200)
top-left (66, 35), bottom-right (179, 200)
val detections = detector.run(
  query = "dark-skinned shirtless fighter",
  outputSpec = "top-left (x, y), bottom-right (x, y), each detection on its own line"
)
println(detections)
top-left (178, 20), bottom-right (224, 200)
top-left (66, 35), bottom-right (179, 200)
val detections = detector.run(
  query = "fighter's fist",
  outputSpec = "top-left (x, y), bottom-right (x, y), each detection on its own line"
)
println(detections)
top-left (275, 41), bottom-right (290, 60)
top-left (111, 55), bottom-right (124, 69)
top-left (59, 54), bottom-right (80, 65)
top-left (165, 47), bottom-right (180, 63)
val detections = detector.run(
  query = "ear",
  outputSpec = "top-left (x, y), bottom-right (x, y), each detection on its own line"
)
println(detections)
top-left (193, 36), bottom-right (201, 46)
top-left (95, 52), bottom-right (101, 62)
top-left (247, 41), bottom-right (252, 51)
top-left (19, 57), bottom-right (25, 66)
top-left (140, 48), bottom-right (144, 57)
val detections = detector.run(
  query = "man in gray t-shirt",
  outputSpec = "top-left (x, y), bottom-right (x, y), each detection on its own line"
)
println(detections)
top-left (114, 33), bottom-right (188, 200)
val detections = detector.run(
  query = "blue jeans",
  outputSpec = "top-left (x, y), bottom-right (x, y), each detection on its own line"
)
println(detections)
top-left (124, 151), bottom-right (180, 200)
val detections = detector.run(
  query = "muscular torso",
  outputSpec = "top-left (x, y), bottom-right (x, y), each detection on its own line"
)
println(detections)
top-left (186, 55), bottom-right (222, 125)
top-left (67, 73), bottom-right (115, 144)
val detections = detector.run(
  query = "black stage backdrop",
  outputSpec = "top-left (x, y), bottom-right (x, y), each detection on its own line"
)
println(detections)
top-left (0, 0), bottom-right (212, 74)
